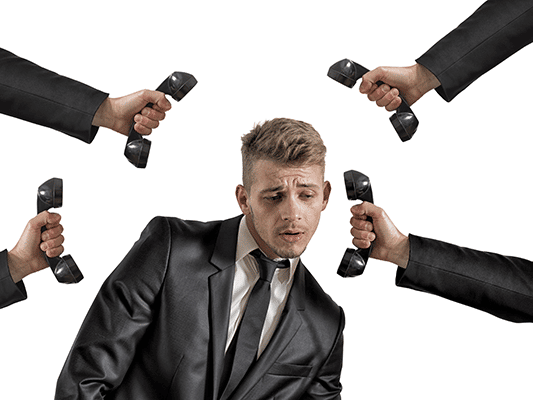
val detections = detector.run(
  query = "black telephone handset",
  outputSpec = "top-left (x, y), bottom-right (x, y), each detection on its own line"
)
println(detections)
top-left (37, 178), bottom-right (83, 284)
top-left (125, 71), bottom-right (198, 168)
top-left (327, 59), bottom-right (418, 142)
top-left (338, 170), bottom-right (374, 278)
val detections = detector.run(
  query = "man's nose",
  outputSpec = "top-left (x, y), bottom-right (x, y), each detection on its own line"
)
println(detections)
top-left (281, 196), bottom-right (302, 221)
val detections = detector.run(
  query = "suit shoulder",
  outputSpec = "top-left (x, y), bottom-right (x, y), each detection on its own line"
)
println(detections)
top-left (161, 216), bottom-right (223, 233)
top-left (138, 216), bottom-right (222, 243)
top-left (152, 215), bottom-right (243, 259)
top-left (153, 216), bottom-right (224, 246)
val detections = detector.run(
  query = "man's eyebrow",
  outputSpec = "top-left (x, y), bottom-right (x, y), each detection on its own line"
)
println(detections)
top-left (297, 183), bottom-right (319, 188)
top-left (259, 183), bottom-right (319, 194)
top-left (260, 185), bottom-right (284, 194)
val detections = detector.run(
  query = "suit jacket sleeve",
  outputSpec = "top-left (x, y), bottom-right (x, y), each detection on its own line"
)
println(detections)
top-left (301, 308), bottom-right (345, 400)
top-left (416, 0), bottom-right (533, 102)
top-left (0, 249), bottom-right (27, 309)
top-left (396, 234), bottom-right (533, 323)
top-left (55, 217), bottom-right (172, 400)
top-left (0, 48), bottom-right (109, 143)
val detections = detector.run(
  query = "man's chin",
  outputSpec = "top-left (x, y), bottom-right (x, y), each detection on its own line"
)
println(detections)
top-left (271, 244), bottom-right (306, 260)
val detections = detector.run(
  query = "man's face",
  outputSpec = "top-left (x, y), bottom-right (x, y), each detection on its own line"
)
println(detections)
top-left (236, 159), bottom-right (331, 259)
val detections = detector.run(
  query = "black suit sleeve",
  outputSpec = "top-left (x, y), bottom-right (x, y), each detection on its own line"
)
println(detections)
top-left (416, 0), bottom-right (533, 102)
top-left (301, 308), bottom-right (345, 400)
top-left (55, 217), bottom-right (171, 400)
top-left (0, 48), bottom-right (109, 143)
top-left (0, 249), bottom-right (27, 309)
top-left (396, 234), bottom-right (533, 323)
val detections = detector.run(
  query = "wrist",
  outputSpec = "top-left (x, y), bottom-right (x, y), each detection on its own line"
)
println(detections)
top-left (92, 97), bottom-right (114, 130)
top-left (388, 234), bottom-right (410, 269)
top-left (7, 250), bottom-right (26, 283)
top-left (414, 63), bottom-right (440, 96)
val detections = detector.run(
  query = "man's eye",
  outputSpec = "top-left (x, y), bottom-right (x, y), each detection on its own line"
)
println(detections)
top-left (266, 195), bottom-right (282, 201)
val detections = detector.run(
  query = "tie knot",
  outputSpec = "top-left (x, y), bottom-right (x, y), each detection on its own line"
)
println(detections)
top-left (250, 249), bottom-right (290, 283)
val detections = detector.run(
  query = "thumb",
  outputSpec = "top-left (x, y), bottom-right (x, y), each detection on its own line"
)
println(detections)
top-left (143, 90), bottom-right (172, 111)
top-left (32, 211), bottom-right (61, 231)
top-left (351, 201), bottom-right (379, 219)
top-left (359, 68), bottom-right (387, 94)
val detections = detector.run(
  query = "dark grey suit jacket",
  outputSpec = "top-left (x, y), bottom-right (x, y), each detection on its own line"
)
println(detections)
top-left (417, 0), bottom-right (533, 102)
top-left (55, 215), bottom-right (344, 399)
top-left (0, 47), bottom-right (108, 143)
top-left (396, 234), bottom-right (533, 323)
top-left (404, 0), bottom-right (533, 323)
top-left (0, 48), bottom-right (108, 309)
top-left (0, 250), bottom-right (26, 309)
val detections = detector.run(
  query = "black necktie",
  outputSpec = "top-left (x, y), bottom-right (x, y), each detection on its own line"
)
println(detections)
top-left (219, 249), bottom-right (290, 400)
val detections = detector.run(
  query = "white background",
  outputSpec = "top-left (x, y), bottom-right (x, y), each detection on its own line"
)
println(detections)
top-left (1, 0), bottom-right (532, 398)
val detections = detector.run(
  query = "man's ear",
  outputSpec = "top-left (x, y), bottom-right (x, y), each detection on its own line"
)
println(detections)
top-left (235, 184), bottom-right (251, 215)
top-left (322, 181), bottom-right (331, 211)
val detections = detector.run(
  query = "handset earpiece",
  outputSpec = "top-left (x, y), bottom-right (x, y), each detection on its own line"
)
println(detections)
top-left (327, 59), bottom-right (418, 142)
top-left (125, 71), bottom-right (198, 168)
top-left (37, 178), bottom-right (83, 284)
top-left (337, 170), bottom-right (374, 278)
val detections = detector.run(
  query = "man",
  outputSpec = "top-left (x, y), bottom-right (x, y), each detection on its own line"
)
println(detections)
top-left (0, 211), bottom-right (65, 308)
top-left (0, 47), bottom-right (171, 143)
top-left (0, 47), bottom-right (172, 308)
top-left (55, 118), bottom-right (344, 399)
top-left (348, 201), bottom-right (533, 323)
top-left (341, 0), bottom-right (533, 324)
top-left (357, 0), bottom-right (533, 112)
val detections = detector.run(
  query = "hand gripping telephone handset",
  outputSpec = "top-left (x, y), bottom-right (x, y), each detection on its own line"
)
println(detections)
top-left (338, 170), bottom-right (374, 278)
top-left (37, 178), bottom-right (83, 284)
top-left (125, 71), bottom-right (198, 168)
top-left (327, 59), bottom-right (418, 142)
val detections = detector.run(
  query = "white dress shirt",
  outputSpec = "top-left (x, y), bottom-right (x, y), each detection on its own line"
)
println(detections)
top-left (226, 216), bottom-right (298, 357)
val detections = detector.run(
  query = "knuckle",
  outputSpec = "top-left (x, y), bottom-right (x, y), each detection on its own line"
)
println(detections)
top-left (148, 109), bottom-right (160, 120)
top-left (385, 91), bottom-right (396, 102)
top-left (48, 245), bottom-right (64, 258)
top-left (137, 125), bottom-right (151, 135)
top-left (355, 219), bottom-right (366, 228)
top-left (392, 97), bottom-right (402, 108)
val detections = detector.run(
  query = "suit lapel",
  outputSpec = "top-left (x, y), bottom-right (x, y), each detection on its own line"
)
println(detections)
top-left (208, 215), bottom-right (243, 400)
top-left (228, 261), bottom-right (306, 400)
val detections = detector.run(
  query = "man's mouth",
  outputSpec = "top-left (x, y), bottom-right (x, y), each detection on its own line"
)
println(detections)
top-left (279, 230), bottom-right (304, 243)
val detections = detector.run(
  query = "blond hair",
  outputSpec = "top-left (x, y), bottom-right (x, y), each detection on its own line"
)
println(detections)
top-left (241, 118), bottom-right (327, 188)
